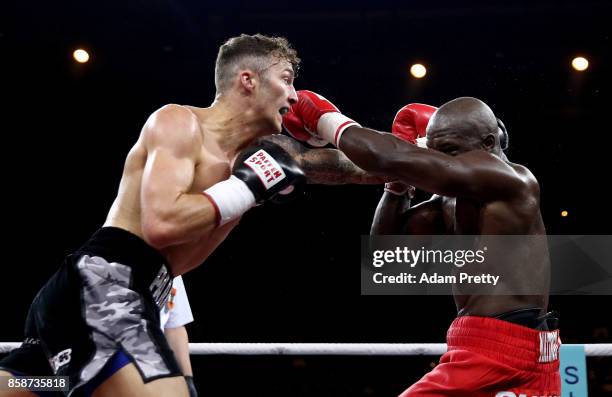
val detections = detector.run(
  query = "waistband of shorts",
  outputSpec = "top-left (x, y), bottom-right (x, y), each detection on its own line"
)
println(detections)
top-left (447, 316), bottom-right (560, 373)
top-left (73, 227), bottom-right (172, 283)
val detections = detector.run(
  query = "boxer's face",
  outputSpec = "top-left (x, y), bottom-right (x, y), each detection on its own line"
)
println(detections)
top-left (427, 115), bottom-right (487, 156)
top-left (258, 59), bottom-right (298, 132)
top-left (427, 129), bottom-right (483, 156)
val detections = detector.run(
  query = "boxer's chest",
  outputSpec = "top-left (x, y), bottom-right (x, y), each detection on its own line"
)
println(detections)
top-left (191, 148), bottom-right (232, 192)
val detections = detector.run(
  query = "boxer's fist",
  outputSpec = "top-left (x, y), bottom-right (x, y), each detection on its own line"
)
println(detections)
top-left (203, 141), bottom-right (306, 226)
top-left (232, 140), bottom-right (306, 203)
top-left (282, 104), bottom-right (329, 147)
top-left (392, 103), bottom-right (437, 147)
top-left (285, 90), bottom-right (339, 133)
top-left (284, 90), bottom-right (360, 146)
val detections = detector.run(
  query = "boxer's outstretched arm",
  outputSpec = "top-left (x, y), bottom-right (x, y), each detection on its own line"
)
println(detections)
top-left (262, 134), bottom-right (388, 184)
top-left (339, 126), bottom-right (526, 200)
top-left (140, 105), bottom-right (218, 249)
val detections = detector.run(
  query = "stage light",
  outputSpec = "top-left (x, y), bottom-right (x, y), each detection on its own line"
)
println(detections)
top-left (410, 63), bottom-right (427, 79)
top-left (571, 56), bottom-right (588, 71)
top-left (73, 49), bottom-right (90, 63)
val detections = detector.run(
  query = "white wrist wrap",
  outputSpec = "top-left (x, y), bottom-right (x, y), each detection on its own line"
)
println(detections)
top-left (202, 175), bottom-right (256, 226)
top-left (317, 112), bottom-right (361, 147)
top-left (415, 136), bottom-right (428, 148)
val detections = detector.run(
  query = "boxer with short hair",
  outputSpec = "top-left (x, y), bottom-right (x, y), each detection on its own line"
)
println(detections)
top-left (285, 92), bottom-right (560, 397)
top-left (263, 92), bottom-right (390, 185)
top-left (0, 35), bottom-right (393, 397)
top-left (0, 33), bottom-right (308, 397)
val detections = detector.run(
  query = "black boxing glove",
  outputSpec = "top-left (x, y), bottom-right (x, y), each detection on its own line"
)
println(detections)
top-left (203, 140), bottom-right (305, 226)
top-left (232, 140), bottom-right (305, 202)
top-left (268, 182), bottom-right (306, 204)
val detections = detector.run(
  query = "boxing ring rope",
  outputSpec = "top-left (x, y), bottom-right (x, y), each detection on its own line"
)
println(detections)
top-left (1, 342), bottom-right (611, 356)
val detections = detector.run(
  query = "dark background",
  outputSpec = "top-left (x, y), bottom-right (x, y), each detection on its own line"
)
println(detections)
top-left (2, 0), bottom-right (611, 395)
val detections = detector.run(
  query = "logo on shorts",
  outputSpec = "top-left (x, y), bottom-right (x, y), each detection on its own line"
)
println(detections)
top-left (538, 330), bottom-right (560, 363)
top-left (150, 264), bottom-right (172, 309)
top-left (49, 348), bottom-right (72, 372)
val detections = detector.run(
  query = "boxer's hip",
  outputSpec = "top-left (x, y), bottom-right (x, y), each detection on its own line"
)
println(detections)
top-left (447, 315), bottom-right (561, 373)
top-left (23, 227), bottom-right (180, 394)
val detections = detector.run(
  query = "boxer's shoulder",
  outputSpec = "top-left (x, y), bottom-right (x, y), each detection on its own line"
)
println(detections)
top-left (500, 161), bottom-right (540, 200)
top-left (457, 151), bottom-right (536, 195)
top-left (148, 104), bottom-right (201, 131)
top-left (508, 162), bottom-right (538, 183)
top-left (141, 104), bottom-right (204, 156)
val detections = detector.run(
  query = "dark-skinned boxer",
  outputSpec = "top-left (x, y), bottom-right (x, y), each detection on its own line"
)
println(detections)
top-left (284, 91), bottom-right (560, 397)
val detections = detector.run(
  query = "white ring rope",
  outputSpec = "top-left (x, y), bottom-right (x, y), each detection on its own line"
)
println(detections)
top-left (1, 342), bottom-right (611, 356)
top-left (189, 343), bottom-right (448, 356)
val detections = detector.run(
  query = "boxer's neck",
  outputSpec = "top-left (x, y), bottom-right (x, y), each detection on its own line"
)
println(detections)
top-left (205, 96), bottom-right (273, 158)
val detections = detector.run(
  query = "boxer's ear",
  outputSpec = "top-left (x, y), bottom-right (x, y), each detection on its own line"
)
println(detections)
top-left (497, 118), bottom-right (509, 150)
top-left (239, 70), bottom-right (257, 92)
top-left (482, 134), bottom-right (496, 151)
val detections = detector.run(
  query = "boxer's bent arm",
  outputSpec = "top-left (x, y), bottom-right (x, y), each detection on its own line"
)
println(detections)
top-left (339, 126), bottom-right (526, 200)
top-left (262, 134), bottom-right (387, 184)
top-left (371, 192), bottom-right (412, 234)
top-left (140, 105), bottom-right (217, 249)
top-left (372, 194), bottom-right (444, 235)
top-left (401, 195), bottom-right (445, 235)
top-left (370, 198), bottom-right (443, 265)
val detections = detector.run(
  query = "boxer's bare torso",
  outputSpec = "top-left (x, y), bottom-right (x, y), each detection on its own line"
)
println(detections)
top-left (104, 105), bottom-right (239, 275)
top-left (429, 159), bottom-right (548, 316)
top-left (371, 149), bottom-right (550, 317)
top-left (341, 97), bottom-right (552, 319)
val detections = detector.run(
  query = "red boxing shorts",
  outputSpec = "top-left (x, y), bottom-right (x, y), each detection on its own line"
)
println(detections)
top-left (399, 316), bottom-right (561, 397)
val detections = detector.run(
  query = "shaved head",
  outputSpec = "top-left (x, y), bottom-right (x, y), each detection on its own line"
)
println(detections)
top-left (426, 97), bottom-right (501, 156)
top-left (429, 97), bottom-right (498, 138)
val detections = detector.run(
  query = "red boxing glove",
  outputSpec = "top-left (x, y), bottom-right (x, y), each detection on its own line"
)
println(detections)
top-left (391, 103), bottom-right (437, 147)
top-left (282, 105), bottom-right (329, 147)
top-left (283, 90), bottom-right (360, 147)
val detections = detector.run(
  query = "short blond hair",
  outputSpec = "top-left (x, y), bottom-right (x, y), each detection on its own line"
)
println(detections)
top-left (214, 34), bottom-right (300, 94)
